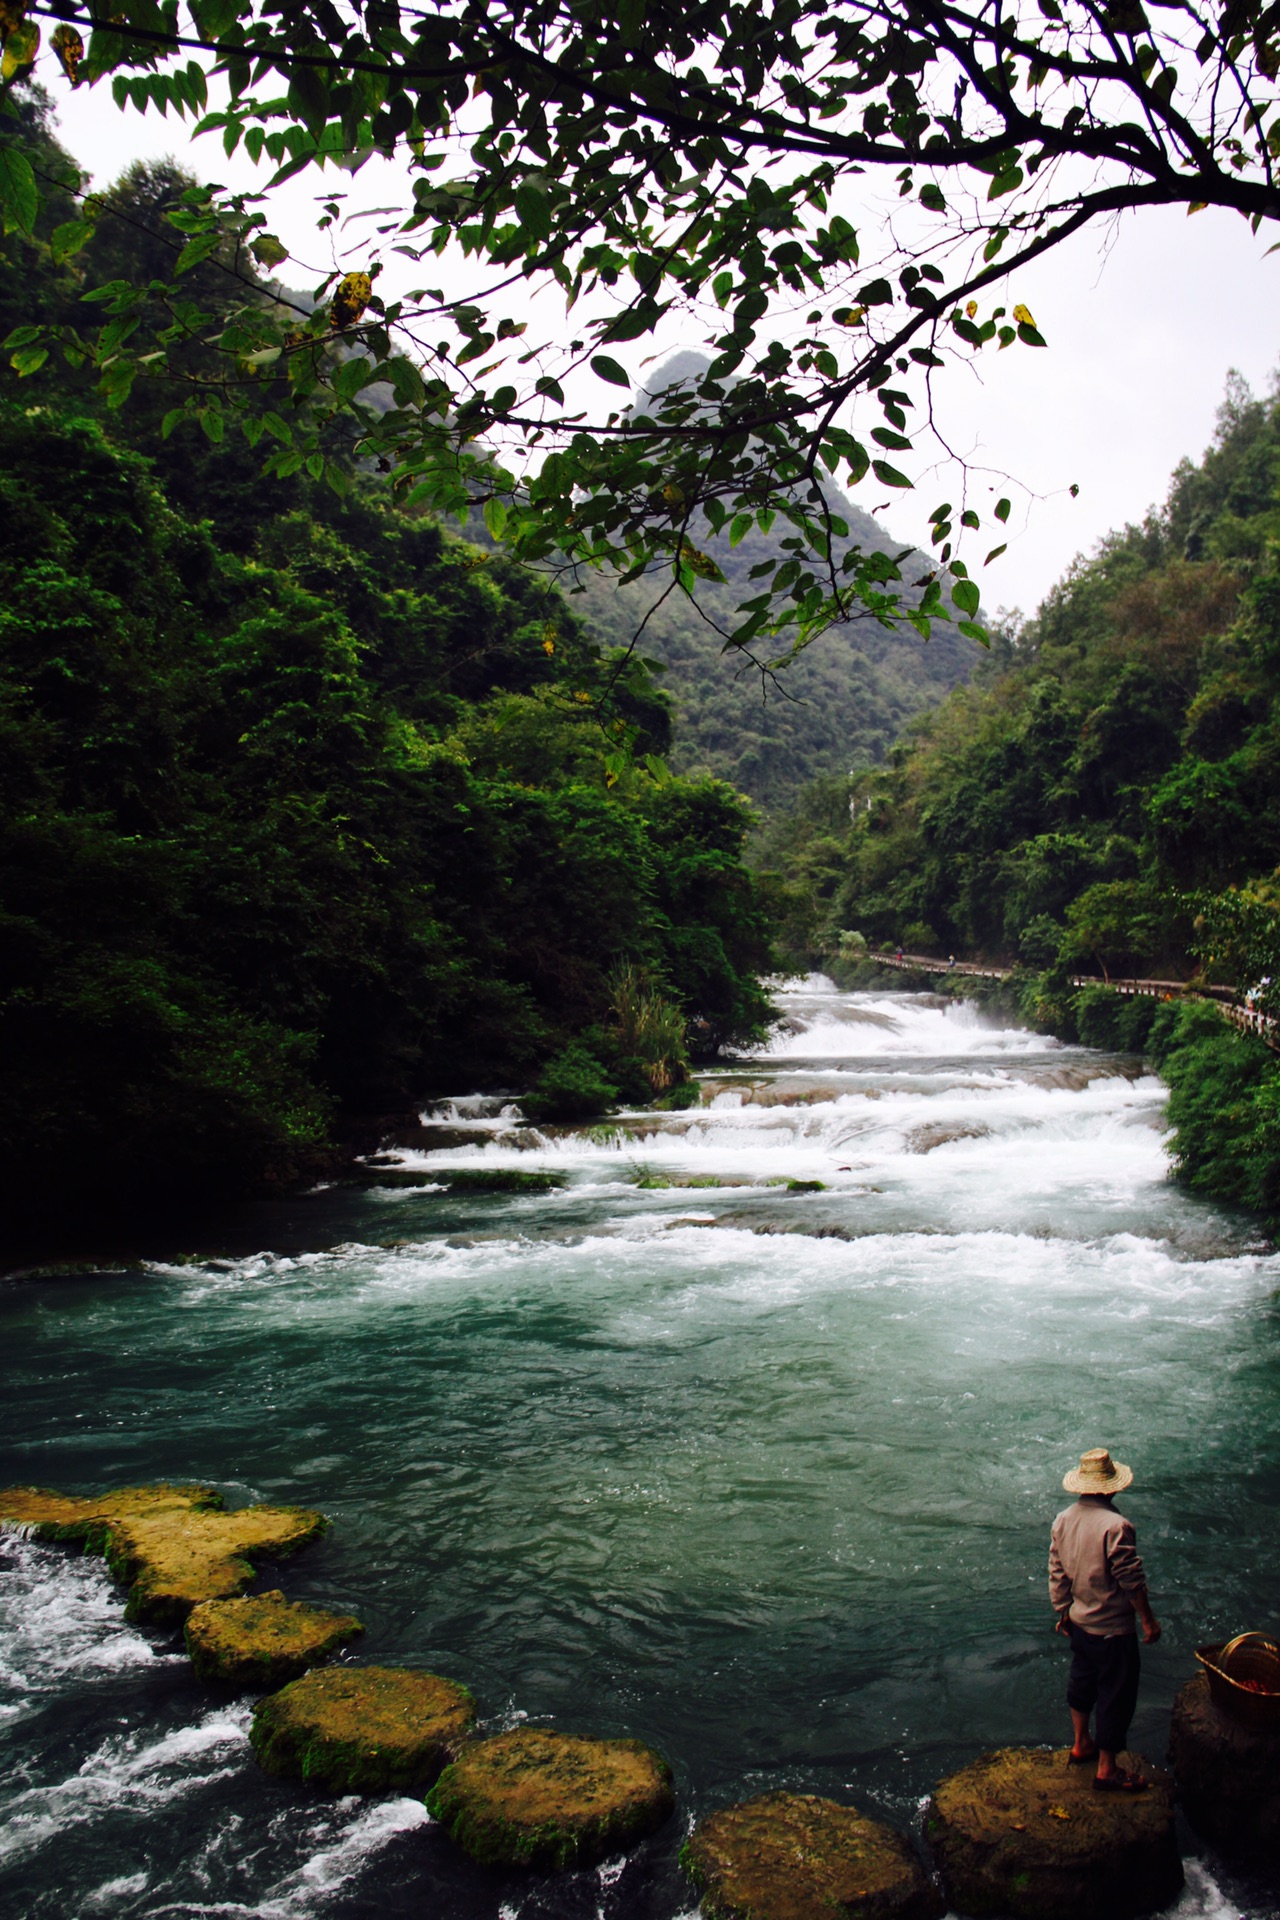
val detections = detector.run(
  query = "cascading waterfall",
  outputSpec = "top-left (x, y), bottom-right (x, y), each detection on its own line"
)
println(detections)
top-left (1, 980), bottom-right (1277, 1918)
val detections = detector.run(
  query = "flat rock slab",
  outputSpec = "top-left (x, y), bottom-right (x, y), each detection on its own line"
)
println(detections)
top-left (251, 1665), bottom-right (475, 1793)
top-left (185, 1589), bottom-right (363, 1689)
top-left (683, 1790), bottom-right (944, 1920)
top-left (427, 1727), bottom-right (674, 1870)
top-left (0, 1482), bottom-right (222, 1541)
top-left (1169, 1673), bottom-right (1280, 1853)
top-left (0, 1483), bottom-right (327, 1624)
top-left (928, 1747), bottom-right (1182, 1920)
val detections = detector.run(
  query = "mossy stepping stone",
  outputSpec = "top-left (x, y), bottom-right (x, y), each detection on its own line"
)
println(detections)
top-left (0, 1482), bottom-right (221, 1543)
top-left (251, 1665), bottom-right (475, 1793)
top-left (427, 1727), bottom-right (674, 1869)
top-left (682, 1791), bottom-right (943, 1920)
top-left (185, 1589), bottom-right (363, 1689)
top-left (927, 1746), bottom-right (1182, 1920)
top-left (0, 1482), bottom-right (327, 1625)
top-left (1169, 1672), bottom-right (1280, 1852)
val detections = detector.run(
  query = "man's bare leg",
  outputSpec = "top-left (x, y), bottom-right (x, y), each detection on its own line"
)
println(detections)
top-left (1070, 1709), bottom-right (1097, 1762)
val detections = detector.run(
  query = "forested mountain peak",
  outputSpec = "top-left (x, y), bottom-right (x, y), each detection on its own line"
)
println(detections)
top-left (572, 352), bottom-right (982, 812)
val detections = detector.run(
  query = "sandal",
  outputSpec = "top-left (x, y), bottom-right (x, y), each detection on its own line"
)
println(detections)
top-left (1093, 1769), bottom-right (1147, 1793)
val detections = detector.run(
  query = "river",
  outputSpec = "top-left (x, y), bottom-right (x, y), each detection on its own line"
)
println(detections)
top-left (2, 979), bottom-right (1278, 1918)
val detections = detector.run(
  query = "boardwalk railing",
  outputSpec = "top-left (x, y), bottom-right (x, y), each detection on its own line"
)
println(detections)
top-left (874, 953), bottom-right (1280, 1052)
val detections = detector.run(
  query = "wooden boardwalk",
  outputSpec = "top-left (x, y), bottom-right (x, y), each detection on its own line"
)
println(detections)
top-left (875, 954), bottom-right (1280, 1052)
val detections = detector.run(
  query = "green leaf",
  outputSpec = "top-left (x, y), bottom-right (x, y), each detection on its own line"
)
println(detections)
top-left (250, 233), bottom-right (289, 269)
top-left (872, 460), bottom-right (912, 488)
top-left (729, 512), bottom-right (753, 547)
top-left (484, 496), bottom-right (508, 539)
top-left (713, 271), bottom-right (734, 308)
top-left (960, 509), bottom-right (979, 528)
top-left (514, 180), bottom-right (552, 243)
top-left (1017, 322), bottom-right (1048, 347)
top-left (919, 182), bottom-right (947, 213)
top-left (287, 66), bottom-right (330, 136)
top-left (0, 149), bottom-right (38, 240)
top-left (984, 543), bottom-right (1008, 563)
top-left (9, 343), bottom-right (47, 376)
top-left (175, 232), bottom-right (222, 276)
top-left (535, 375), bottom-right (565, 405)
top-left (957, 619), bottom-right (991, 646)
top-left (590, 354), bottom-right (630, 388)
top-left (951, 578), bottom-right (980, 615)
top-left (389, 357), bottom-right (426, 407)
top-left (51, 218), bottom-right (95, 263)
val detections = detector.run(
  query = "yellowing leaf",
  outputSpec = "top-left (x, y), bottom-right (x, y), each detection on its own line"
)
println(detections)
top-left (1, 17), bottom-right (38, 79)
top-left (1012, 303), bottom-right (1036, 326)
top-left (965, 299), bottom-right (978, 318)
top-left (330, 271), bottom-right (372, 330)
top-left (50, 21), bottom-right (83, 84)
top-left (542, 638), bottom-right (556, 655)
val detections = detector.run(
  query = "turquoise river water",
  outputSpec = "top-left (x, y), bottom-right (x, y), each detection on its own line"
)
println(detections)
top-left (2, 980), bottom-right (1279, 1918)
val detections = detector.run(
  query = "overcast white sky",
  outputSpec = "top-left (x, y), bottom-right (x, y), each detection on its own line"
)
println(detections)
top-left (41, 61), bottom-right (1280, 623)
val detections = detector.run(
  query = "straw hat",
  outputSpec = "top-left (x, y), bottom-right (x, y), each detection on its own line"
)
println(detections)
top-left (1063, 1447), bottom-right (1133, 1495)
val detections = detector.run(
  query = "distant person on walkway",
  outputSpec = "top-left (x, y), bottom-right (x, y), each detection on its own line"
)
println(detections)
top-left (896, 944), bottom-right (904, 962)
top-left (1049, 1448), bottom-right (1162, 1793)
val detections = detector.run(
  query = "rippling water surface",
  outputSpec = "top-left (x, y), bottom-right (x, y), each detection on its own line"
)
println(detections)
top-left (3, 982), bottom-right (1279, 1917)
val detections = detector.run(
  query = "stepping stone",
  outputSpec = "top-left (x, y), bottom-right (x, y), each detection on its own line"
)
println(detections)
top-left (927, 1746), bottom-right (1182, 1920)
top-left (185, 1589), bottom-right (363, 1689)
top-left (1169, 1672), bottom-right (1280, 1853)
top-left (251, 1665), bottom-right (475, 1793)
top-left (0, 1482), bottom-right (221, 1542)
top-left (0, 1482), bottom-right (327, 1624)
top-left (682, 1790), bottom-right (944, 1920)
top-left (426, 1726), bottom-right (674, 1869)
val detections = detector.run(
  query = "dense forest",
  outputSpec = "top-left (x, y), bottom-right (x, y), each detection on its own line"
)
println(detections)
top-left (759, 373), bottom-right (1280, 1215)
top-left (0, 92), bottom-right (775, 1242)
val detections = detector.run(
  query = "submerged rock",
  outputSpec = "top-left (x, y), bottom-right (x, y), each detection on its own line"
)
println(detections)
top-left (1169, 1672), bottom-right (1280, 1853)
top-left (927, 1747), bottom-right (1181, 1920)
top-left (0, 1483), bottom-right (327, 1624)
top-left (682, 1790), bottom-right (944, 1920)
top-left (426, 1726), bottom-right (674, 1869)
top-left (185, 1589), bottom-right (363, 1689)
top-left (251, 1665), bottom-right (475, 1792)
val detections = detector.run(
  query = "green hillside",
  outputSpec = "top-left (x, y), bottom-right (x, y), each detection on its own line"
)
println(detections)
top-left (567, 352), bottom-right (981, 811)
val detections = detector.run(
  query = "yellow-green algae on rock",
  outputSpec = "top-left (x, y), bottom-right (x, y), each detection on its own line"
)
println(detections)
top-left (250, 1665), bottom-right (475, 1793)
top-left (682, 1791), bottom-right (945, 1920)
top-left (0, 1483), bottom-right (327, 1624)
top-left (927, 1747), bottom-right (1181, 1920)
top-left (185, 1589), bottom-right (363, 1689)
top-left (0, 1482), bottom-right (221, 1542)
top-left (426, 1726), bottom-right (674, 1870)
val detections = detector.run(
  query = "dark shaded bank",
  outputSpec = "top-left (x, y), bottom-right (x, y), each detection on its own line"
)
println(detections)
top-left (825, 959), bottom-right (1280, 1230)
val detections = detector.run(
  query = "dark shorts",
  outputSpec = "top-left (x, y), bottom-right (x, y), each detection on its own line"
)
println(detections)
top-left (1066, 1624), bottom-right (1140, 1752)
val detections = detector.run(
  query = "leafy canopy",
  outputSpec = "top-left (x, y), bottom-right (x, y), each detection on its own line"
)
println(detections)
top-left (4, 0), bottom-right (1280, 655)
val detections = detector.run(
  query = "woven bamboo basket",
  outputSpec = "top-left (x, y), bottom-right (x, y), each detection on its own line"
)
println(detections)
top-left (1195, 1632), bottom-right (1280, 1732)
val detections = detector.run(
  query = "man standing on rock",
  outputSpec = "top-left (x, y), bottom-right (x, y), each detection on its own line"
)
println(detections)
top-left (1049, 1448), bottom-right (1162, 1793)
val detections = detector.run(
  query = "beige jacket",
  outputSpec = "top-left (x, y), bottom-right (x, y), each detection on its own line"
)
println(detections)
top-left (1048, 1495), bottom-right (1146, 1636)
